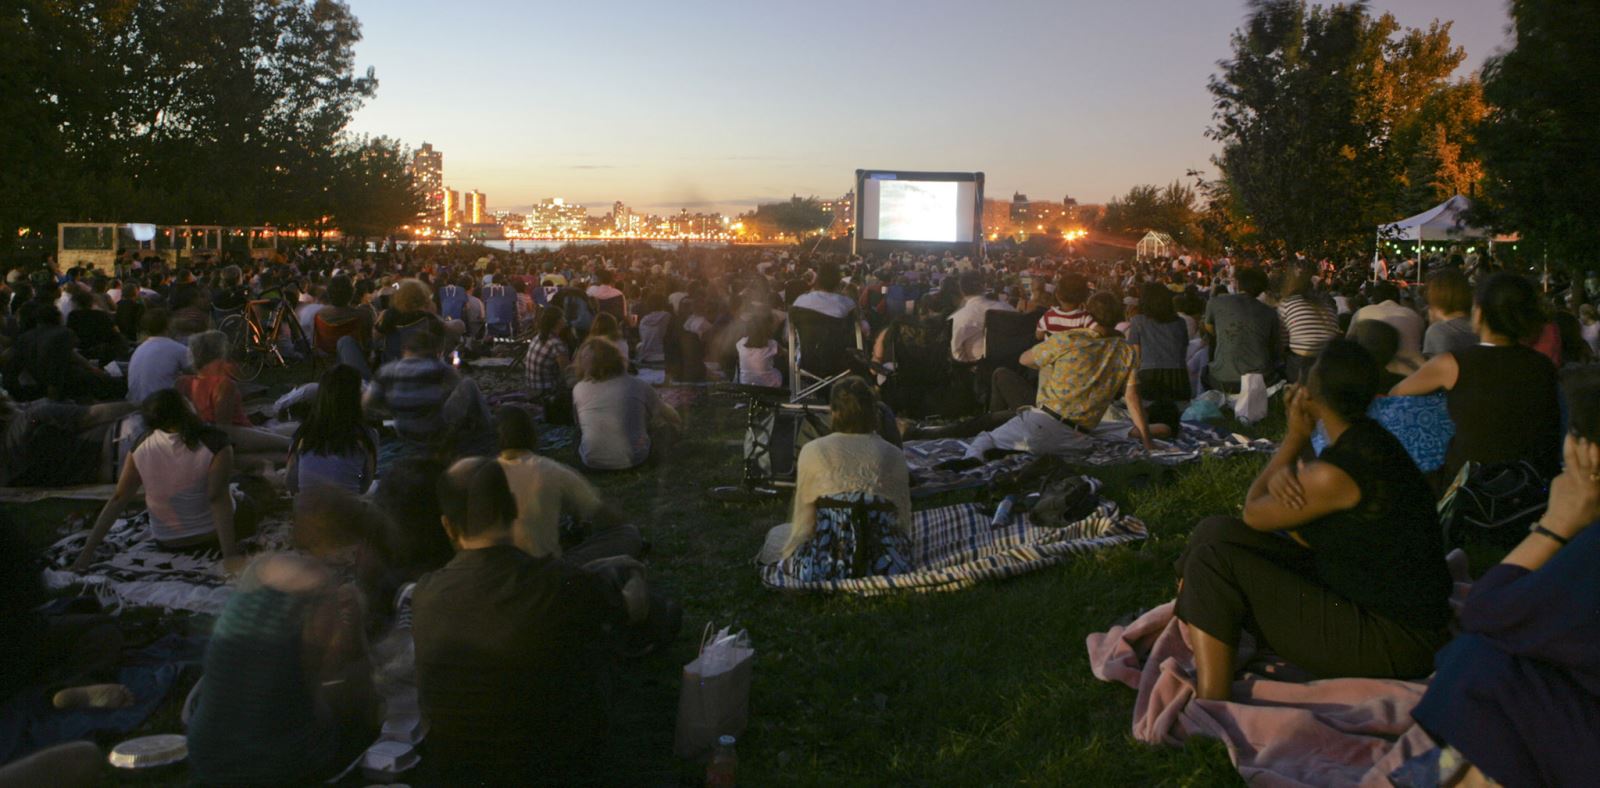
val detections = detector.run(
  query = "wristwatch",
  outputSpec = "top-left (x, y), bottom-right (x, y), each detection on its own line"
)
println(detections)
top-left (1529, 521), bottom-right (1570, 546)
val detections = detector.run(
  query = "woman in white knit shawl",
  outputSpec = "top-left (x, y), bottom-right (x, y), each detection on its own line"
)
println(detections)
top-left (758, 377), bottom-right (913, 564)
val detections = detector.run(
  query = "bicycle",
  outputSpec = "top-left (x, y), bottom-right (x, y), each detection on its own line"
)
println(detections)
top-left (216, 297), bottom-right (312, 380)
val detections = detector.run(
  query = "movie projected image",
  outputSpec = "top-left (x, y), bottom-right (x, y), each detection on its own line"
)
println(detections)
top-left (858, 172), bottom-right (979, 244)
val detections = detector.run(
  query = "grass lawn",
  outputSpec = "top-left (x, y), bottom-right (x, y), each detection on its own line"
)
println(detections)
top-left (10, 367), bottom-right (1285, 786)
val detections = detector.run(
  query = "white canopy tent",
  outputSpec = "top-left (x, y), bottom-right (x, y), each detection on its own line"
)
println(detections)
top-left (1375, 195), bottom-right (1516, 283)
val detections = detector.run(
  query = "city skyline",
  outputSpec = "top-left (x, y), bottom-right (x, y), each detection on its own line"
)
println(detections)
top-left (345, 0), bottom-right (1512, 215)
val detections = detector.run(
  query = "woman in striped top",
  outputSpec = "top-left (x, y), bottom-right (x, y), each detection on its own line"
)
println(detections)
top-left (1277, 264), bottom-right (1340, 383)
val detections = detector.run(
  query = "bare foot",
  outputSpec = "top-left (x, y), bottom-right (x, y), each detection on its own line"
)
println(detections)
top-left (52, 683), bottom-right (134, 710)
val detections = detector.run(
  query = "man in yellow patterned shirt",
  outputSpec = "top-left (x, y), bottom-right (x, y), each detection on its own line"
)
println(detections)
top-left (963, 292), bottom-right (1153, 460)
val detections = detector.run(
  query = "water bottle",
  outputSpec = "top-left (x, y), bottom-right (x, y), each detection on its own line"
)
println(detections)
top-left (705, 734), bottom-right (738, 787)
top-left (990, 495), bottom-right (1016, 530)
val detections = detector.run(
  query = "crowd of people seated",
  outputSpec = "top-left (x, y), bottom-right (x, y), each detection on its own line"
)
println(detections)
top-left (0, 239), bottom-right (1597, 784)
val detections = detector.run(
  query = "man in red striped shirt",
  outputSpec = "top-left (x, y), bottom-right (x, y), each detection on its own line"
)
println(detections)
top-left (1035, 273), bottom-right (1096, 339)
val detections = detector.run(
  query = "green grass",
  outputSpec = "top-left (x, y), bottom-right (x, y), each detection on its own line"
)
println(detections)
top-left (10, 365), bottom-right (1280, 786)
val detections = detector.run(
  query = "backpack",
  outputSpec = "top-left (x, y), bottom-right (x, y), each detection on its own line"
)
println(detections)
top-left (1440, 461), bottom-right (1549, 549)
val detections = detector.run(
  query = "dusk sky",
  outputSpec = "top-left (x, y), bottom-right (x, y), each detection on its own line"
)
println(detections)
top-left (343, 0), bottom-right (1512, 215)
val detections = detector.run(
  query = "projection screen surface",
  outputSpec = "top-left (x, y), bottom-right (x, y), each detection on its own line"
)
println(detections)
top-left (859, 175), bottom-right (978, 243)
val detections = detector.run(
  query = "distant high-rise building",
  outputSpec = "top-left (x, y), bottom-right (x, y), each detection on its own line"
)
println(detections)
top-left (466, 190), bottom-right (486, 225)
top-left (612, 201), bottom-right (631, 233)
top-left (443, 187), bottom-right (461, 228)
top-left (411, 143), bottom-right (444, 225)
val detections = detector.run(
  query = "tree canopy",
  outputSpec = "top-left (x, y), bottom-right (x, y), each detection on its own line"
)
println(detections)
top-left (743, 197), bottom-right (832, 241)
top-left (1101, 182), bottom-right (1200, 247)
top-left (0, 0), bottom-right (420, 253)
top-left (1207, 0), bottom-right (1483, 257)
top-left (1474, 0), bottom-right (1600, 268)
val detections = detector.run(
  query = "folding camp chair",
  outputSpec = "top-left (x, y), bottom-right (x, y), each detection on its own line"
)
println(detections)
top-left (786, 307), bottom-right (865, 402)
top-left (975, 308), bottom-right (1044, 409)
top-left (706, 384), bottom-right (830, 502)
top-left (482, 284), bottom-right (519, 339)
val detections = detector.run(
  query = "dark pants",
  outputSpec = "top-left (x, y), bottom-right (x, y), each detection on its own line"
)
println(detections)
top-left (1174, 516), bottom-right (1445, 680)
top-left (988, 368), bottom-right (1036, 413)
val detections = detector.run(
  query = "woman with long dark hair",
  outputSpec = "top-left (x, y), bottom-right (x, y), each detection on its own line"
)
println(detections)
top-left (288, 364), bottom-right (378, 502)
top-left (1392, 272), bottom-right (1563, 484)
top-left (72, 389), bottom-right (241, 572)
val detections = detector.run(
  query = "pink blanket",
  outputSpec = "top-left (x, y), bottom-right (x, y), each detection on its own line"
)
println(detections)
top-left (1087, 602), bottom-right (1439, 786)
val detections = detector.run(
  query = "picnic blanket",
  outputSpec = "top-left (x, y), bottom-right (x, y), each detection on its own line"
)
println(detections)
top-left (0, 633), bottom-right (206, 764)
top-left (0, 484), bottom-right (122, 503)
top-left (41, 510), bottom-right (295, 616)
top-left (759, 490), bottom-right (1147, 595)
top-left (904, 421), bottom-right (1273, 476)
top-left (1085, 552), bottom-right (1474, 787)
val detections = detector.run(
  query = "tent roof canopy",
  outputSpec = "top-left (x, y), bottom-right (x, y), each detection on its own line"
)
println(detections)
top-left (1378, 194), bottom-right (1514, 243)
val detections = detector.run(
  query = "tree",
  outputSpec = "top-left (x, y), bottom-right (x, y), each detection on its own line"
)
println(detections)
top-left (745, 197), bottom-right (832, 241)
top-left (1475, 0), bottom-right (1600, 268)
top-left (330, 136), bottom-right (427, 243)
top-left (0, 0), bottom-right (379, 255)
top-left (1207, 1), bottom-right (1476, 256)
top-left (1102, 182), bottom-right (1199, 244)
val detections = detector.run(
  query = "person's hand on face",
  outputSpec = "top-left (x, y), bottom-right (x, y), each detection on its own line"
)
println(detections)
top-left (1545, 436), bottom-right (1600, 540)
top-left (1285, 385), bottom-right (1316, 441)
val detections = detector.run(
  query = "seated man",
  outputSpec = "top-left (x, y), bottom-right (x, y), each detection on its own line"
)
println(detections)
top-left (413, 458), bottom-right (650, 784)
top-left (1203, 266), bottom-right (1281, 393)
top-left (495, 407), bottom-right (644, 563)
top-left (958, 292), bottom-right (1153, 460)
top-left (3, 305), bottom-right (122, 401)
top-left (1175, 341), bottom-right (1452, 700)
top-left (125, 308), bottom-right (188, 403)
top-left (363, 329), bottom-right (492, 458)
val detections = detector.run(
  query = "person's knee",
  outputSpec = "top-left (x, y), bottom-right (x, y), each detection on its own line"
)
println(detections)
top-left (1191, 515), bottom-right (1247, 547)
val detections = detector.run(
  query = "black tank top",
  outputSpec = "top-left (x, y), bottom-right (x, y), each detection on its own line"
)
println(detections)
top-left (1309, 418), bottom-right (1453, 630)
top-left (1444, 344), bottom-right (1562, 480)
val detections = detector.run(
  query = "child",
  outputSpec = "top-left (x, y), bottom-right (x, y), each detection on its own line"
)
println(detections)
top-left (737, 317), bottom-right (782, 388)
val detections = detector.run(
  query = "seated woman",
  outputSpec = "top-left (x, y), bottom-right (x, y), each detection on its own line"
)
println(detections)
top-left (760, 377), bottom-right (912, 580)
top-left (523, 305), bottom-right (573, 418)
top-left (1176, 340), bottom-right (1452, 700)
top-left (376, 278), bottom-right (458, 363)
top-left (1406, 365), bottom-right (1600, 786)
top-left (960, 292), bottom-right (1153, 460)
top-left (176, 329), bottom-right (291, 466)
top-left (1391, 272), bottom-right (1562, 485)
top-left (1126, 283), bottom-right (1191, 437)
top-left (572, 338), bottom-right (681, 470)
top-left (287, 364), bottom-right (377, 504)
top-left (186, 493), bottom-right (379, 785)
top-left (72, 390), bottom-right (245, 573)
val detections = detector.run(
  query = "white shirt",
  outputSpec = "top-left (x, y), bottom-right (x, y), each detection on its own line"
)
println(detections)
top-left (1348, 300), bottom-right (1425, 357)
top-left (132, 429), bottom-right (227, 543)
top-left (736, 338), bottom-right (782, 388)
top-left (126, 336), bottom-right (190, 402)
top-left (497, 452), bottom-right (601, 558)
top-left (573, 375), bottom-right (667, 470)
top-left (949, 295), bottom-right (1016, 363)
top-left (791, 290), bottom-right (855, 319)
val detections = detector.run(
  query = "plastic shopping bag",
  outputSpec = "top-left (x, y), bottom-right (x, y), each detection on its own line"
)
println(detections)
top-left (674, 624), bottom-right (755, 759)
top-left (1233, 373), bottom-right (1268, 425)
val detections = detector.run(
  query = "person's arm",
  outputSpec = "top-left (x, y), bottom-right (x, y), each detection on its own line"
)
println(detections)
top-left (1241, 386), bottom-right (1359, 531)
top-left (1389, 352), bottom-right (1459, 396)
top-left (71, 460), bottom-right (143, 573)
top-left (1123, 374), bottom-right (1153, 451)
top-left (1500, 437), bottom-right (1600, 573)
top-left (81, 400), bottom-right (138, 427)
top-left (209, 447), bottom-right (240, 562)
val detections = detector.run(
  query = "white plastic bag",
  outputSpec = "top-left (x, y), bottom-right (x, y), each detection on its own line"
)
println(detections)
top-left (1233, 373), bottom-right (1268, 424)
top-left (675, 625), bottom-right (755, 758)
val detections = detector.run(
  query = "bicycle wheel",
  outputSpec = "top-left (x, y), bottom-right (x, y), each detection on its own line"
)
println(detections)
top-left (218, 315), bottom-right (266, 381)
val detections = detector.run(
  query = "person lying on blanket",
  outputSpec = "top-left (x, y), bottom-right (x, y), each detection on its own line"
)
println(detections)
top-left (0, 387), bottom-right (137, 488)
top-left (1175, 340), bottom-right (1452, 701)
top-left (961, 291), bottom-right (1154, 461)
top-left (1404, 365), bottom-right (1600, 787)
top-left (758, 376), bottom-right (913, 577)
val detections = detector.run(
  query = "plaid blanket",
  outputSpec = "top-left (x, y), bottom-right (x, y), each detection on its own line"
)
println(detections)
top-left (41, 510), bottom-right (295, 615)
top-left (759, 490), bottom-right (1147, 595)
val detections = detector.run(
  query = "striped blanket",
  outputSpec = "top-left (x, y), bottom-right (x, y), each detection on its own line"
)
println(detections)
top-left (41, 510), bottom-right (295, 615)
top-left (759, 489), bottom-right (1147, 595)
